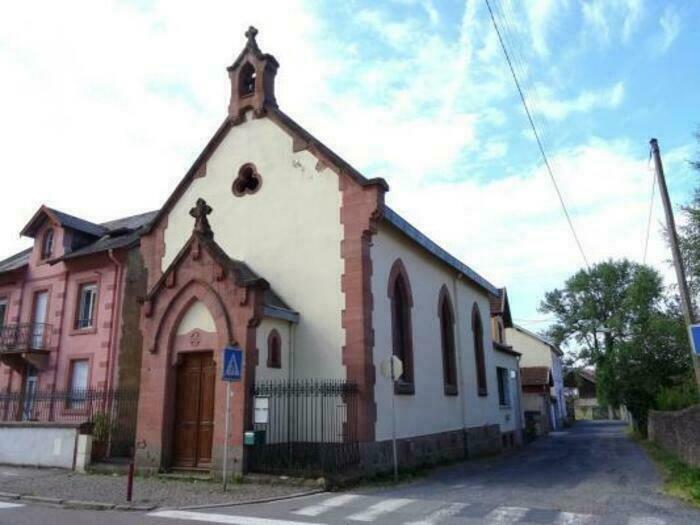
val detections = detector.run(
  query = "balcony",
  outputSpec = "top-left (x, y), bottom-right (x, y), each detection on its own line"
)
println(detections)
top-left (0, 323), bottom-right (52, 370)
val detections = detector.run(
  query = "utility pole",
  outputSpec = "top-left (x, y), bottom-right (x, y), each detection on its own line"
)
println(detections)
top-left (650, 138), bottom-right (700, 388)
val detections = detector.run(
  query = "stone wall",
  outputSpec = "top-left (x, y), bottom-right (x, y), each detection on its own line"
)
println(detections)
top-left (648, 404), bottom-right (700, 468)
top-left (359, 424), bottom-right (502, 474)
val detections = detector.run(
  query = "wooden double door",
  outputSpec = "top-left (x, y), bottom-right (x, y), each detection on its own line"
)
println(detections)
top-left (172, 352), bottom-right (216, 469)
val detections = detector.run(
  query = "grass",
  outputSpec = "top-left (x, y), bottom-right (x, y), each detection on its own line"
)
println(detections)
top-left (632, 432), bottom-right (700, 507)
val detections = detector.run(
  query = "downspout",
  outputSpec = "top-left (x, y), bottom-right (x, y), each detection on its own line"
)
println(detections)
top-left (452, 273), bottom-right (468, 431)
top-left (106, 249), bottom-right (124, 394)
top-left (288, 322), bottom-right (295, 382)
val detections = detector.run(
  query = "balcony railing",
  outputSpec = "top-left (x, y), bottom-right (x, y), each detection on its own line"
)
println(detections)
top-left (0, 323), bottom-right (52, 352)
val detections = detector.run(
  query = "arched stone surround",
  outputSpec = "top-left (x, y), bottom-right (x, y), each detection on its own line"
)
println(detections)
top-left (135, 233), bottom-right (267, 475)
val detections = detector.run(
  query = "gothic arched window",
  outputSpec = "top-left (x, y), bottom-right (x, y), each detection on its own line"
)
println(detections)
top-left (267, 329), bottom-right (281, 368)
top-left (239, 62), bottom-right (256, 97)
top-left (388, 259), bottom-right (414, 394)
top-left (472, 303), bottom-right (488, 396)
top-left (438, 286), bottom-right (458, 395)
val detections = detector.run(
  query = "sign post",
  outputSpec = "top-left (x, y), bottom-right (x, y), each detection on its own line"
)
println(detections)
top-left (380, 355), bottom-right (403, 482)
top-left (222, 345), bottom-right (243, 491)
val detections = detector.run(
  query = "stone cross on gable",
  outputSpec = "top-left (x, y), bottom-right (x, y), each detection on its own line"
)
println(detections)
top-left (189, 198), bottom-right (213, 238)
top-left (245, 26), bottom-right (258, 42)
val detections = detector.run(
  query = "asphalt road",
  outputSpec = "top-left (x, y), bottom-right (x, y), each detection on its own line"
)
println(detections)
top-left (1, 421), bottom-right (699, 525)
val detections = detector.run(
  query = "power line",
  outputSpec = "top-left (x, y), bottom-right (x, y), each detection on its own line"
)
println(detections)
top-left (643, 152), bottom-right (656, 264)
top-left (484, 0), bottom-right (590, 269)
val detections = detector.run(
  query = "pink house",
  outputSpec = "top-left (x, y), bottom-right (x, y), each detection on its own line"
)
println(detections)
top-left (0, 206), bottom-right (154, 455)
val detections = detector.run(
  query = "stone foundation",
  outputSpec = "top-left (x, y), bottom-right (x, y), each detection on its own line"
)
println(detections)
top-left (648, 404), bottom-right (700, 468)
top-left (359, 425), bottom-right (502, 474)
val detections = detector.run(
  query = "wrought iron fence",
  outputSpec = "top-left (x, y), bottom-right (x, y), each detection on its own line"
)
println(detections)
top-left (0, 388), bottom-right (139, 459)
top-left (247, 379), bottom-right (359, 476)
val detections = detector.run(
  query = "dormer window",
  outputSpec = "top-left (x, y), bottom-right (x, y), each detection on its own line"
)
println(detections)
top-left (239, 62), bottom-right (256, 97)
top-left (41, 228), bottom-right (54, 259)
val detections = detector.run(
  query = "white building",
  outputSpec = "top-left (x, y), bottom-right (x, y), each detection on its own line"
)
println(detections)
top-left (507, 325), bottom-right (567, 432)
top-left (134, 27), bottom-right (523, 476)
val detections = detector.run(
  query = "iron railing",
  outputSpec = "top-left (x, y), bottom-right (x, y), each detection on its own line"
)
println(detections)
top-left (247, 379), bottom-right (360, 476)
top-left (0, 388), bottom-right (139, 459)
top-left (0, 323), bottom-right (52, 352)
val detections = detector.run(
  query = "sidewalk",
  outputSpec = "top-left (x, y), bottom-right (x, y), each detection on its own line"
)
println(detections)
top-left (0, 466), bottom-right (319, 510)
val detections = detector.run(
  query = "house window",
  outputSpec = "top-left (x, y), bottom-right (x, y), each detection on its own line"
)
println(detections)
top-left (388, 259), bottom-right (414, 394)
top-left (472, 303), bottom-right (488, 396)
top-left (267, 329), bottom-right (281, 368)
top-left (67, 359), bottom-right (89, 409)
top-left (438, 287), bottom-right (458, 395)
top-left (41, 229), bottom-right (54, 259)
top-left (497, 367), bottom-right (510, 407)
top-left (0, 298), bottom-right (6, 332)
top-left (232, 163), bottom-right (262, 196)
top-left (239, 62), bottom-right (256, 97)
top-left (497, 321), bottom-right (504, 344)
top-left (75, 283), bottom-right (97, 330)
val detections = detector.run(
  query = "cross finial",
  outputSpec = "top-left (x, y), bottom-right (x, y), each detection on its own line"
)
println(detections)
top-left (189, 198), bottom-right (213, 238)
top-left (245, 26), bottom-right (258, 43)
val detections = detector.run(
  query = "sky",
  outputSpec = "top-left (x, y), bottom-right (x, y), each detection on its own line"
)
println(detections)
top-left (0, 0), bottom-right (698, 333)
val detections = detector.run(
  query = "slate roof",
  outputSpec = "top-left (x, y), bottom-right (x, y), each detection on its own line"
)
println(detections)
top-left (47, 208), bottom-right (107, 237)
top-left (0, 210), bottom-right (158, 275)
top-left (56, 211), bottom-right (158, 262)
top-left (521, 366), bottom-right (553, 387)
top-left (0, 248), bottom-right (32, 274)
top-left (20, 206), bottom-right (107, 238)
top-left (383, 206), bottom-right (498, 295)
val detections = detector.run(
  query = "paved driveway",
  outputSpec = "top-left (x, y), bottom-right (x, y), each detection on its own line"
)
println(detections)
top-left (1, 421), bottom-right (699, 524)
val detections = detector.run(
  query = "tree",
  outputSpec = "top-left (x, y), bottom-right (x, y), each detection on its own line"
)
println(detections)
top-left (539, 259), bottom-right (692, 431)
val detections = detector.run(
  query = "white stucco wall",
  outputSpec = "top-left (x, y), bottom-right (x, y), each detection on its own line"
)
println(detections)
top-left (162, 114), bottom-right (345, 380)
top-left (256, 318), bottom-right (292, 382)
top-left (0, 425), bottom-right (79, 469)
top-left (507, 327), bottom-right (567, 424)
top-left (176, 300), bottom-right (216, 335)
top-left (371, 224), bottom-right (503, 441)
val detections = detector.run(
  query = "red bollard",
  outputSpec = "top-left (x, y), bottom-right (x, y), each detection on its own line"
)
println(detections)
top-left (127, 461), bottom-right (134, 502)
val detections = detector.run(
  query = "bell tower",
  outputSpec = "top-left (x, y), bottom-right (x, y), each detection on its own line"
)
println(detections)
top-left (227, 26), bottom-right (279, 122)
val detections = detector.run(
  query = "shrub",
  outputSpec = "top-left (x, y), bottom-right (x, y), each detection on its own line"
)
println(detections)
top-left (655, 377), bottom-right (700, 412)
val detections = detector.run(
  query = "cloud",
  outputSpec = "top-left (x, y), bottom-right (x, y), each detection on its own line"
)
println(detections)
top-left (582, 0), bottom-right (645, 46)
top-left (657, 6), bottom-right (681, 54)
top-left (532, 82), bottom-right (625, 121)
top-left (385, 138), bottom-right (693, 324)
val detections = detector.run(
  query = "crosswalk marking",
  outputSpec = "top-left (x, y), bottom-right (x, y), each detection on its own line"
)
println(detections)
top-left (628, 518), bottom-right (666, 525)
top-left (483, 506), bottom-right (529, 524)
top-left (293, 494), bottom-right (363, 517)
top-left (148, 510), bottom-right (317, 525)
top-left (0, 502), bottom-right (23, 509)
top-left (404, 502), bottom-right (468, 525)
top-left (347, 497), bottom-right (414, 522)
top-left (555, 511), bottom-right (595, 525)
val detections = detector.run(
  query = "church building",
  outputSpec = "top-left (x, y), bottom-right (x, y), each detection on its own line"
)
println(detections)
top-left (133, 27), bottom-right (520, 475)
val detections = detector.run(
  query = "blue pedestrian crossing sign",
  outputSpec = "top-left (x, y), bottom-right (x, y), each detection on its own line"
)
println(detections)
top-left (223, 345), bottom-right (243, 382)
top-left (689, 324), bottom-right (700, 356)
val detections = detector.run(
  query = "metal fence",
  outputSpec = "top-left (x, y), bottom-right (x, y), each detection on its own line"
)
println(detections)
top-left (0, 388), bottom-right (139, 459)
top-left (247, 379), bottom-right (359, 476)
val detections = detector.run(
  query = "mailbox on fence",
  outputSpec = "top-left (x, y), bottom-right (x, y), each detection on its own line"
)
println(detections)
top-left (244, 430), bottom-right (266, 445)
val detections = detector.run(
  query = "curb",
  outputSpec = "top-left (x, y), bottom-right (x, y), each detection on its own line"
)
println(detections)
top-left (175, 488), bottom-right (325, 510)
top-left (0, 488), bottom-right (324, 512)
